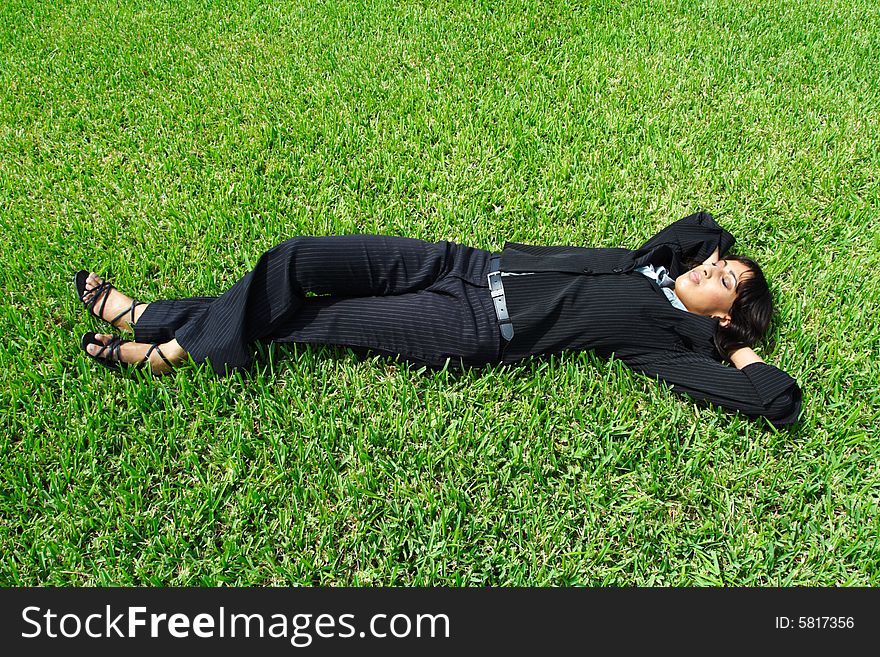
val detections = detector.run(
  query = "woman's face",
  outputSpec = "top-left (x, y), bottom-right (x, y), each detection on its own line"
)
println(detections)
top-left (674, 259), bottom-right (752, 325)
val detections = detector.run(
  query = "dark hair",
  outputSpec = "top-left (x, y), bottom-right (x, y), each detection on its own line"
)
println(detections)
top-left (712, 255), bottom-right (773, 359)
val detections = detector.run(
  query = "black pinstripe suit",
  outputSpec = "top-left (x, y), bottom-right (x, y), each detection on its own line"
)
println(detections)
top-left (134, 214), bottom-right (802, 426)
top-left (134, 235), bottom-right (503, 373)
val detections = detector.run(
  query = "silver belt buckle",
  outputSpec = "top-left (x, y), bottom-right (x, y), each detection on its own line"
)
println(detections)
top-left (487, 269), bottom-right (514, 340)
top-left (487, 270), bottom-right (503, 293)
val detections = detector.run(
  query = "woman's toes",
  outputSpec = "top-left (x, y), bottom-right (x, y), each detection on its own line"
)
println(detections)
top-left (86, 343), bottom-right (108, 357)
top-left (86, 333), bottom-right (111, 356)
top-left (85, 334), bottom-right (111, 356)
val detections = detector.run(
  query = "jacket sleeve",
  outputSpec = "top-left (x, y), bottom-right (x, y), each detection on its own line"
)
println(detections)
top-left (637, 211), bottom-right (737, 264)
top-left (623, 350), bottom-right (802, 428)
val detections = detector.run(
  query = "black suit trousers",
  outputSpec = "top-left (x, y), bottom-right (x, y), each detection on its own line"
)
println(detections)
top-left (133, 235), bottom-right (503, 374)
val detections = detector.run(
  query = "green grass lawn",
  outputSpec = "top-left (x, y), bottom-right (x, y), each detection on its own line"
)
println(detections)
top-left (1, 0), bottom-right (878, 585)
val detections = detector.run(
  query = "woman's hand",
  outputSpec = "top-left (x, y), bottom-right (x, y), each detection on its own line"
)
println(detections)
top-left (728, 346), bottom-right (765, 369)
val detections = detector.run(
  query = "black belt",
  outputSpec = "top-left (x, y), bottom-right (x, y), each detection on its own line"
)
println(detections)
top-left (487, 255), bottom-right (514, 341)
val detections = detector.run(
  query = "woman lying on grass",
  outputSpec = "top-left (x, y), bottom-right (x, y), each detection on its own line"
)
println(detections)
top-left (76, 211), bottom-right (801, 427)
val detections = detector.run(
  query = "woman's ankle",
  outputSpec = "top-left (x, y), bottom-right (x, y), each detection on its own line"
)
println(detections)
top-left (147, 339), bottom-right (187, 374)
top-left (133, 302), bottom-right (149, 326)
top-left (160, 339), bottom-right (186, 362)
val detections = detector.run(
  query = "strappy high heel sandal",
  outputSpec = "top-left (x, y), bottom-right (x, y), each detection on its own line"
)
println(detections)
top-left (74, 270), bottom-right (146, 330)
top-left (80, 332), bottom-right (174, 374)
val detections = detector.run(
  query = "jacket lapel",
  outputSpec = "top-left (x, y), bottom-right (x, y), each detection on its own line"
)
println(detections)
top-left (634, 244), bottom-right (678, 275)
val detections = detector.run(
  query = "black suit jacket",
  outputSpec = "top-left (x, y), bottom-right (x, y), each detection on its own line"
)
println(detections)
top-left (499, 212), bottom-right (802, 427)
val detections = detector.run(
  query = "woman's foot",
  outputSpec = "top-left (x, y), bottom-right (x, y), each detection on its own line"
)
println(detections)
top-left (76, 271), bottom-right (148, 332)
top-left (83, 334), bottom-right (186, 375)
